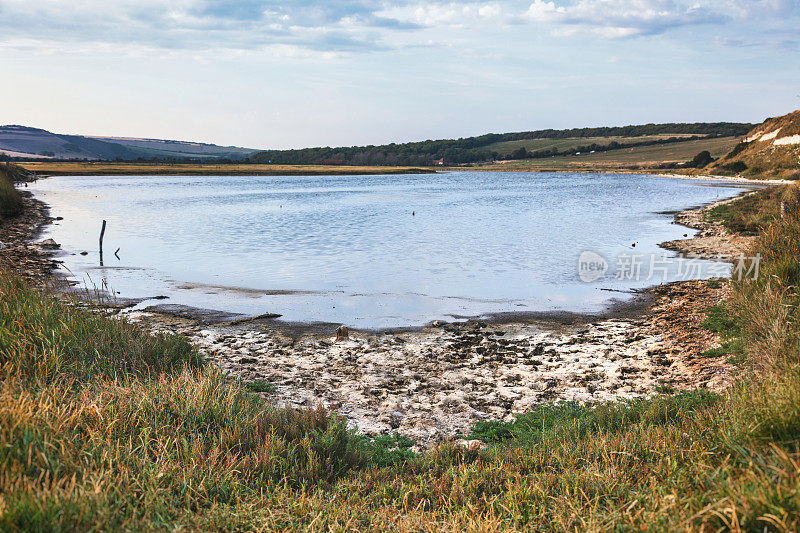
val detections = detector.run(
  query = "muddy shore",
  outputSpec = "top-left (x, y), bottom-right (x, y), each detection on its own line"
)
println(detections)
top-left (1, 177), bottom-right (756, 448)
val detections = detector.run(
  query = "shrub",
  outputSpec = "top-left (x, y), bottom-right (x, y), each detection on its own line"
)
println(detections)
top-left (689, 150), bottom-right (714, 168)
top-left (722, 160), bottom-right (748, 173)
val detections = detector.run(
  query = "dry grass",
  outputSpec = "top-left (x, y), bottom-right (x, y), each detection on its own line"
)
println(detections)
top-left (15, 162), bottom-right (433, 176)
top-left (733, 184), bottom-right (800, 371)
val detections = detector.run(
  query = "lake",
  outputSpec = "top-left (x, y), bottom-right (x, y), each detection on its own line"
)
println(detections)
top-left (29, 172), bottom-right (752, 329)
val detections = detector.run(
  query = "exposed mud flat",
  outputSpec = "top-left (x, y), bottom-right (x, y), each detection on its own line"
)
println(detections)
top-left (135, 278), bottom-right (734, 448)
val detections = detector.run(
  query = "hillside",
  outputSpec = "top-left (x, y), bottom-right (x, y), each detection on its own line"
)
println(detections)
top-left (475, 136), bottom-right (740, 172)
top-left (251, 122), bottom-right (753, 166)
top-left (709, 110), bottom-right (800, 178)
top-left (0, 125), bottom-right (258, 161)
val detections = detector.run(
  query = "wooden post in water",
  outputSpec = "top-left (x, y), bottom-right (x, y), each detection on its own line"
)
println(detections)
top-left (99, 220), bottom-right (107, 265)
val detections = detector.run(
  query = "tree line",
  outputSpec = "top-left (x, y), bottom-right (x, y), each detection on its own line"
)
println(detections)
top-left (249, 122), bottom-right (754, 166)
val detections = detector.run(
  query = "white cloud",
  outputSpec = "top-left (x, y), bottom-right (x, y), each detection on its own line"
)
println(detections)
top-left (523, 0), bottom-right (722, 37)
top-left (526, 0), bottom-right (565, 21)
top-left (0, 0), bottom-right (797, 56)
top-left (404, 2), bottom-right (504, 27)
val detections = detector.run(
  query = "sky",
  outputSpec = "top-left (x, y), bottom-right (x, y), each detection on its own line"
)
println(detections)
top-left (0, 0), bottom-right (798, 149)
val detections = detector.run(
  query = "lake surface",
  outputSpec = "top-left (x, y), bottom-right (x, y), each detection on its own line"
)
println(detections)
top-left (30, 172), bottom-right (752, 329)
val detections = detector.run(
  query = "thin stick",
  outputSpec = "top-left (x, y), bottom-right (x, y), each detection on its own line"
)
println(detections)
top-left (99, 220), bottom-right (106, 265)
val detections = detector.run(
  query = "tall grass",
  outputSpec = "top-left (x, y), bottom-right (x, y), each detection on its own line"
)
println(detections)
top-left (733, 183), bottom-right (800, 370)
top-left (0, 165), bottom-right (23, 218)
top-left (0, 275), bottom-right (369, 530)
top-left (2, 184), bottom-right (800, 529)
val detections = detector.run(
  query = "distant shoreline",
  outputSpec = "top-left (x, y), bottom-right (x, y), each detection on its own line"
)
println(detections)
top-left (15, 162), bottom-right (436, 176)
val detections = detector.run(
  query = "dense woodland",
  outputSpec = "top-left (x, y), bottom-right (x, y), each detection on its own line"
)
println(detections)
top-left (250, 122), bottom-right (754, 166)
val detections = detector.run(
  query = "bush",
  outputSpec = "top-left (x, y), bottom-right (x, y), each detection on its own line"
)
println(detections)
top-left (722, 160), bottom-right (748, 173)
top-left (689, 150), bottom-right (714, 168)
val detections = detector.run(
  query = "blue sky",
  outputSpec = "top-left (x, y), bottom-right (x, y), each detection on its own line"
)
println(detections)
top-left (0, 0), bottom-right (798, 149)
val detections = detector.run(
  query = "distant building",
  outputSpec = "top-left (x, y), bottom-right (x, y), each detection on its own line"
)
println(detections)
top-left (434, 158), bottom-right (445, 165)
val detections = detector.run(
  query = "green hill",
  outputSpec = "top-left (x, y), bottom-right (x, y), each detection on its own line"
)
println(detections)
top-left (251, 122), bottom-right (754, 166)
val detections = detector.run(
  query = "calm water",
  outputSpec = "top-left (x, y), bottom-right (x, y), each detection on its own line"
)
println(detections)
top-left (29, 172), bottom-right (752, 328)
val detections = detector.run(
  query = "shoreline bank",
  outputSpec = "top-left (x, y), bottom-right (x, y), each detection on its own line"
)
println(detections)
top-left (15, 162), bottom-right (435, 176)
top-left (1, 173), bottom-right (759, 448)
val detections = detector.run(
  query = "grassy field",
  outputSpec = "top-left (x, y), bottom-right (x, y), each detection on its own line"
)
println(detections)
top-left (485, 133), bottom-right (703, 156)
top-left (473, 136), bottom-right (741, 172)
top-left (16, 162), bottom-right (433, 176)
top-left (2, 182), bottom-right (800, 529)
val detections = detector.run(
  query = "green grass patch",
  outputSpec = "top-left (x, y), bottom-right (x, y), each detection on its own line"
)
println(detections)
top-left (242, 379), bottom-right (276, 393)
top-left (701, 303), bottom-right (746, 361)
top-left (363, 433), bottom-right (417, 467)
top-left (702, 303), bottom-right (741, 337)
top-left (468, 391), bottom-right (721, 447)
top-left (705, 186), bottom-right (786, 235)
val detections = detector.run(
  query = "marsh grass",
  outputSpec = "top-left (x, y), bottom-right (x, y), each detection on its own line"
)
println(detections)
top-left (0, 165), bottom-right (23, 218)
top-left (2, 183), bottom-right (800, 529)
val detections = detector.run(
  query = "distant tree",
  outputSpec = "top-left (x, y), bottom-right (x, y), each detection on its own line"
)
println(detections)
top-left (510, 147), bottom-right (529, 160)
top-left (689, 150), bottom-right (714, 168)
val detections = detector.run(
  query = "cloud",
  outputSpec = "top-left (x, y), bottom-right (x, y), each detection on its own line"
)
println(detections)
top-left (0, 0), bottom-right (413, 55)
top-left (0, 0), bottom-right (797, 56)
top-left (523, 0), bottom-right (723, 37)
top-left (382, 2), bottom-right (504, 28)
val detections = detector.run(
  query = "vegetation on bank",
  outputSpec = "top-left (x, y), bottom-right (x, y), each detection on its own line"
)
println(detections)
top-left (0, 164), bottom-right (23, 218)
top-left (2, 182), bottom-right (800, 529)
top-left (706, 184), bottom-right (799, 235)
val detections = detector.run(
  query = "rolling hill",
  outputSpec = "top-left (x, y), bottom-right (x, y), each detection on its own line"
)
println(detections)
top-left (0, 125), bottom-right (258, 161)
top-left (708, 110), bottom-right (800, 178)
top-left (250, 122), bottom-right (754, 167)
